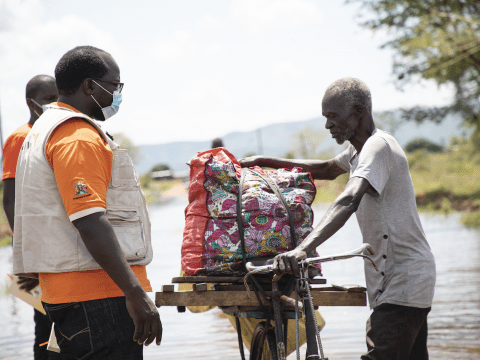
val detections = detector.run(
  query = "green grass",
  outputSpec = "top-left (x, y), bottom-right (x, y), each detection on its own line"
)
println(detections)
top-left (0, 235), bottom-right (12, 247)
top-left (408, 141), bottom-right (480, 228)
top-left (313, 174), bottom-right (348, 204)
top-left (461, 212), bottom-right (480, 229)
top-left (141, 178), bottom-right (185, 204)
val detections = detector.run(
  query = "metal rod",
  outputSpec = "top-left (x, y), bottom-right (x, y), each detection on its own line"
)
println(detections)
top-left (302, 280), bottom-right (320, 359)
top-left (235, 316), bottom-right (246, 360)
top-left (246, 244), bottom-right (378, 273)
top-left (272, 280), bottom-right (286, 360)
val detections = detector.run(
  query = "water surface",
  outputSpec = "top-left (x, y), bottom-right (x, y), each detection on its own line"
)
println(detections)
top-left (0, 196), bottom-right (479, 359)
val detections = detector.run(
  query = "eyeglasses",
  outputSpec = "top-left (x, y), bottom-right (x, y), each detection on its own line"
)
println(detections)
top-left (91, 78), bottom-right (124, 93)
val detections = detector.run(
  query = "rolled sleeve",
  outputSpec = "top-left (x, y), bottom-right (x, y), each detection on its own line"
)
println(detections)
top-left (333, 145), bottom-right (354, 173)
top-left (46, 119), bottom-right (113, 221)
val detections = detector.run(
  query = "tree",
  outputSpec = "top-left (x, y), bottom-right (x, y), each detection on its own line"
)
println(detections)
top-left (375, 111), bottom-right (401, 135)
top-left (151, 164), bottom-right (170, 172)
top-left (349, 0), bottom-right (480, 135)
top-left (283, 151), bottom-right (296, 159)
top-left (112, 133), bottom-right (142, 164)
top-left (404, 138), bottom-right (443, 153)
top-left (289, 127), bottom-right (328, 159)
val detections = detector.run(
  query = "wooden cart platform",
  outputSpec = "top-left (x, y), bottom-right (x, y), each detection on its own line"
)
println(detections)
top-left (155, 277), bottom-right (367, 309)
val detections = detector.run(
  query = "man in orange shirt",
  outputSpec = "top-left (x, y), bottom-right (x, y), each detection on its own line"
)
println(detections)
top-left (13, 46), bottom-right (161, 359)
top-left (2, 74), bottom-right (59, 360)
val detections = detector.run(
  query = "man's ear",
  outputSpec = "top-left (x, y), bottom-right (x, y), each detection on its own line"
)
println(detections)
top-left (83, 79), bottom-right (95, 95)
top-left (355, 104), bottom-right (364, 116)
top-left (26, 98), bottom-right (35, 112)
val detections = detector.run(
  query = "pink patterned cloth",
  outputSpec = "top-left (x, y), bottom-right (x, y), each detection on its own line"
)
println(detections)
top-left (181, 148), bottom-right (319, 276)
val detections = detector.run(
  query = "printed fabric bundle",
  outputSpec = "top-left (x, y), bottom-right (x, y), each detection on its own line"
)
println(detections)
top-left (181, 148), bottom-right (319, 276)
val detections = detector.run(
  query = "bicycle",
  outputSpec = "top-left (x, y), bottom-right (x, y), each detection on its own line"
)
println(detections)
top-left (156, 243), bottom-right (378, 360)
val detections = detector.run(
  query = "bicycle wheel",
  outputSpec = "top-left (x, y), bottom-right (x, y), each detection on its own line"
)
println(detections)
top-left (249, 321), bottom-right (278, 360)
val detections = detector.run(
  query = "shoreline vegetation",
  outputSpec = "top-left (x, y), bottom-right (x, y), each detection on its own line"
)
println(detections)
top-left (0, 135), bottom-right (478, 249)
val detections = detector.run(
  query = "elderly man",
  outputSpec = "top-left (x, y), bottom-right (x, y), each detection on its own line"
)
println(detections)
top-left (13, 46), bottom-right (161, 359)
top-left (240, 77), bottom-right (436, 359)
top-left (3, 75), bottom-right (59, 360)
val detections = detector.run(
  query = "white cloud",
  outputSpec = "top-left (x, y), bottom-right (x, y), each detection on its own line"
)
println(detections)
top-left (146, 31), bottom-right (196, 64)
top-left (181, 78), bottom-right (231, 105)
top-left (273, 61), bottom-right (305, 80)
top-left (0, 0), bottom-right (40, 32)
top-left (197, 15), bottom-right (223, 30)
top-left (203, 43), bottom-right (224, 58)
top-left (0, 0), bottom-right (120, 137)
top-left (231, 0), bottom-right (322, 32)
top-left (0, 16), bottom-right (118, 81)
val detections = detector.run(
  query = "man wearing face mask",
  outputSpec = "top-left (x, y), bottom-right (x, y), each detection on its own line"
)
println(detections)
top-left (2, 75), bottom-right (59, 360)
top-left (13, 46), bottom-right (161, 359)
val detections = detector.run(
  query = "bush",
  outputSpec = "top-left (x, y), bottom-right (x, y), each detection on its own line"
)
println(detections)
top-left (151, 164), bottom-right (170, 172)
top-left (405, 138), bottom-right (443, 153)
top-left (461, 211), bottom-right (480, 229)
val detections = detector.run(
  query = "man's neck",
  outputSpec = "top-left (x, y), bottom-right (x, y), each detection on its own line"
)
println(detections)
top-left (28, 115), bottom-right (37, 126)
top-left (57, 95), bottom-right (92, 117)
top-left (350, 117), bottom-right (376, 153)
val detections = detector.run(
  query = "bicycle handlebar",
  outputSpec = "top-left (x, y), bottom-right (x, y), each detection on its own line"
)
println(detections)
top-left (245, 243), bottom-right (379, 273)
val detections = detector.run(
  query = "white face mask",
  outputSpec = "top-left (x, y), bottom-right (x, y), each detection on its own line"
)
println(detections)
top-left (30, 98), bottom-right (47, 117)
top-left (91, 80), bottom-right (123, 120)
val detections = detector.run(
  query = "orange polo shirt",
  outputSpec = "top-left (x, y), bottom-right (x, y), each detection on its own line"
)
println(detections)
top-left (2, 123), bottom-right (32, 180)
top-left (39, 102), bottom-right (151, 304)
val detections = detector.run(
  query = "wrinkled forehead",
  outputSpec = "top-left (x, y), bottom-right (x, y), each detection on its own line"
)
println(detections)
top-left (322, 90), bottom-right (349, 112)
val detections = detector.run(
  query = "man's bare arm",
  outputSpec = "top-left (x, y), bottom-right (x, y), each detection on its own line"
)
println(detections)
top-left (239, 156), bottom-right (346, 180)
top-left (73, 212), bottom-right (162, 346)
top-left (3, 178), bottom-right (15, 231)
top-left (273, 177), bottom-right (374, 276)
top-left (3, 178), bottom-right (40, 290)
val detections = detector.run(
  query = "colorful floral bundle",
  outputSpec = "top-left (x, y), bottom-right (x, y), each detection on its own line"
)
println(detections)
top-left (181, 148), bottom-right (318, 276)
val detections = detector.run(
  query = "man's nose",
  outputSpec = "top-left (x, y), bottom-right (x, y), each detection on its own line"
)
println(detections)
top-left (325, 119), bottom-right (333, 129)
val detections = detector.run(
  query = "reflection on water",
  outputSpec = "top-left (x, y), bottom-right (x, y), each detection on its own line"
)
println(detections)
top-left (0, 196), bottom-right (479, 359)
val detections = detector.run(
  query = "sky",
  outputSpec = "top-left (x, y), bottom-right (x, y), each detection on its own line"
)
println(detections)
top-left (0, 0), bottom-right (454, 145)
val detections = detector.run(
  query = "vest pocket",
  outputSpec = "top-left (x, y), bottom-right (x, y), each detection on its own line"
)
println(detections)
top-left (106, 209), bottom-right (146, 261)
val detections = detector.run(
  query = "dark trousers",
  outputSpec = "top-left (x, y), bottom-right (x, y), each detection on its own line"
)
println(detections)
top-left (43, 297), bottom-right (143, 360)
top-left (361, 303), bottom-right (431, 360)
top-left (34, 309), bottom-right (61, 360)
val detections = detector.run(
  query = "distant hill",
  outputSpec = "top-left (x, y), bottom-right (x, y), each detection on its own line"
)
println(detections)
top-left (135, 113), bottom-right (466, 175)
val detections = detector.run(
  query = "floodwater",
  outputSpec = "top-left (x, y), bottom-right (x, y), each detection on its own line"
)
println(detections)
top-left (0, 195), bottom-right (479, 359)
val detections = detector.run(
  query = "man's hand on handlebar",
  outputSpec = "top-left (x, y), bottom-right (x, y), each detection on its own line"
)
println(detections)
top-left (273, 248), bottom-right (308, 277)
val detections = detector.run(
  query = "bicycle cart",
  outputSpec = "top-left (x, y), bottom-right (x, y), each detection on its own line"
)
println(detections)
top-left (156, 244), bottom-right (378, 360)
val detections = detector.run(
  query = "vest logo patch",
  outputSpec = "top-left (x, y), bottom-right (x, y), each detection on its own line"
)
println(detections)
top-left (74, 181), bottom-right (88, 197)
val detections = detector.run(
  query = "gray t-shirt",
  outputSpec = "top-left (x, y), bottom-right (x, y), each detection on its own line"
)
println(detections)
top-left (334, 129), bottom-right (436, 309)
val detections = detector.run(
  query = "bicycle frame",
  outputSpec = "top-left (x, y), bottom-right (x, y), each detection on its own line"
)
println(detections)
top-left (243, 243), bottom-right (379, 360)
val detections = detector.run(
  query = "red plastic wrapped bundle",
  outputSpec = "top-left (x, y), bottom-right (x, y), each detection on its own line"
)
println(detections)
top-left (181, 148), bottom-right (319, 276)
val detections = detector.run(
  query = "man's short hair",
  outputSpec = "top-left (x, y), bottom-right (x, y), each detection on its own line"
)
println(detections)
top-left (25, 75), bottom-right (55, 99)
top-left (55, 46), bottom-right (110, 96)
top-left (325, 77), bottom-right (372, 114)
top-left (211, 138), bottom-right (224, 148)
